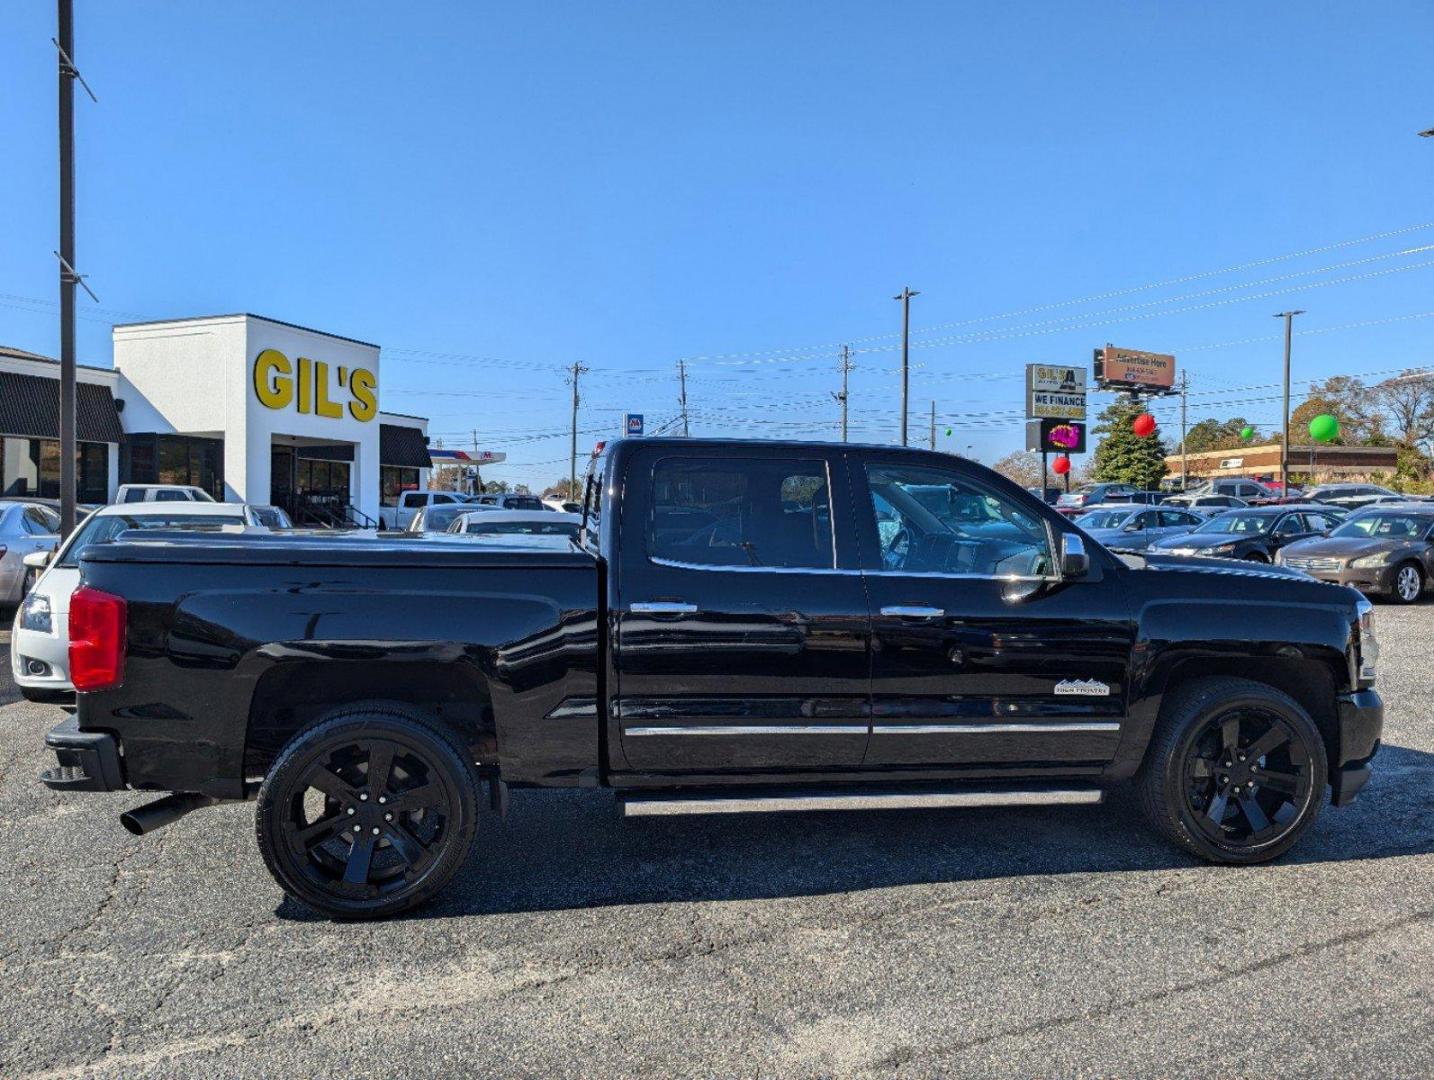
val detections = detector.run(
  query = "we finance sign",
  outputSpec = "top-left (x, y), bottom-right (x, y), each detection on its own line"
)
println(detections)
top-left (253, 349), bottom-right (377, 422)
top-left (1025, 364), bottom-right (1087, 421)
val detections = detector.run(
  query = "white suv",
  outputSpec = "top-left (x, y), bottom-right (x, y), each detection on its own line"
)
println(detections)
top-left (114, 484), bottom-right (216, 503)
top-left (384, 490), bottom-right (475, 530)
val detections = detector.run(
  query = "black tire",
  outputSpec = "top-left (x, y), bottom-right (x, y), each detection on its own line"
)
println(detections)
top-left (1390, 561), bottom-right (1424, 605)
top-left (1137, 676), bottom-right (1327, 865)
top-left (255, 706), bottom-right (480, 919)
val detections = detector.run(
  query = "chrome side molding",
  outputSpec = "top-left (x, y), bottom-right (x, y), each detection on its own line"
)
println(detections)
top-left (621, 787), bottom-right (1104, 817)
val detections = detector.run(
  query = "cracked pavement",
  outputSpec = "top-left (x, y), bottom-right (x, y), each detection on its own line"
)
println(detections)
top-left (1, 606), bottom-right (1431, 1078)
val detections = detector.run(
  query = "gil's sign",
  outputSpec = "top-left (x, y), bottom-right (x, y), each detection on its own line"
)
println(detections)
top-left (253, 349), bottom-right (377, 422)
top-left (1025, 364), bottom-right (1087, 421)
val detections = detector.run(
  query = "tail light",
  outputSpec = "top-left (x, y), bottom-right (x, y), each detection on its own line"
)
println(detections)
top-left (69, 586), bottom-right (127, 692)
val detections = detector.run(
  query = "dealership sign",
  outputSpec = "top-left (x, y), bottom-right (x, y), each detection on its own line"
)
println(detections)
top-left (253, 349), bottom-right (377, 422)
top-left (1025, 363), bottom-right (1087, 421)
top-left (624, 413), bottom-right (644, 436)
top-left (1094, 345), bottom-right (1176, 392)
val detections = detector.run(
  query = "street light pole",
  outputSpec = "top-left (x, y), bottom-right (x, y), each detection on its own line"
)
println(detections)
top-left (893, 286), bottom-right (919, 446)
top-left (1274, 310), bottom-right (1305, 495)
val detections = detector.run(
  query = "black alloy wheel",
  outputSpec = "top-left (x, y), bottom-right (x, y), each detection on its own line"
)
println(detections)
top-left (256, 709), bottom-right (480, 919)
top-left (1138, 677), bottom-right (1328, 864)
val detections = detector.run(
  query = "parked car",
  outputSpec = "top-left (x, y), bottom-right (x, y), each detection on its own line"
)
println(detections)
top-left (1301, 484), bottom-right (1400, 512)
top-left (114, 483), bottom-right (217, 504)
top-left (1167, 478), bottom-right (1271, 506)
top-left (471, 492), bottom-right (548, 512)
top-left (0, 501), bottom-right (61, 603)
top-left (10, 502), bottom-right (255, 702)
top-left (1149, 504), bottom-right (1344, 563)
top-left (404, 502), bottom-right (496, 534)
top-left (1055, 482), bottom-right (1141, 514)
top-left (383, 489), bottom-right (477, 531)
top-left (40, 438), bottom-right (1384, 920)
top-left (245, 505), bottom-right (294, 530)
top-left (1073, 504), bottom-right (1206, 552)
top-left (1277, 506), bottom-right (1434, 603)
top-left (1165, 493), bottom-right (1250, 512)
top-left (447, 510), bottom-right (581, 539)
top-left (542, 498), bottom-right (583, 514)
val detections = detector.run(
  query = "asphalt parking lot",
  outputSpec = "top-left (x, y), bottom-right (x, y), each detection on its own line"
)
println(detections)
top-left (0, 608), bottom-right (1430, 1079)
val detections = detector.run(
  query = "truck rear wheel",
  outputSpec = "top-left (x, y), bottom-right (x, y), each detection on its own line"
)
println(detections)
top-left (1137, 677), bottom-right (1327, 865)
top-left (255, 707), bottom-right (480, 919)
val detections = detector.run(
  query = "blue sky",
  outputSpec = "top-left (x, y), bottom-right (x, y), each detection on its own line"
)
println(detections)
top-left (3, 2), bottom-right (1432, 488)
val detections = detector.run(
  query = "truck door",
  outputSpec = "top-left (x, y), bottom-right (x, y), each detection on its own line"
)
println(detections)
top-left (613, 446), bottom-right (870, 773)
top-left (853, 455), bottom-right (1134, 770)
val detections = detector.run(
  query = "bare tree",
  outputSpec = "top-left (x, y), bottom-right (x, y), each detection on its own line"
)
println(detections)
top-left (991, 450), bottom-right (1043, 489)
top-left (1372, 370), bottom-right (1434, 449)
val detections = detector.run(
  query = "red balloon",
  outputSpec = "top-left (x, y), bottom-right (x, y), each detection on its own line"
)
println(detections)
top-left (1132, 413), bottom-right (1157, 438)
top-left (1052, 455), bottom-right (1071, 475)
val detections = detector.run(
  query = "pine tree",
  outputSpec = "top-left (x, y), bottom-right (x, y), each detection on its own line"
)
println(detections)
top-left (1091, 395), bottom-right (1169, 489)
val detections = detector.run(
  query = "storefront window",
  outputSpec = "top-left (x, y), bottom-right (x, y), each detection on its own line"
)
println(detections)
top-left (122, 434), bottom-right (224, 500)
top-left (380, 465), bottom-right (420, 506)
top-left (1, 436), bottom-right (109, 502)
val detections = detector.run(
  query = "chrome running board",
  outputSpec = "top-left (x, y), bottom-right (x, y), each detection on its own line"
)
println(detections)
top-left (620, 786), bottom-right (1104, 817)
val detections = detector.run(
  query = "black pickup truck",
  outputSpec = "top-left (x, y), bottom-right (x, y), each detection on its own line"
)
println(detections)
top-left (43, 438), bottom-right (1383, 918)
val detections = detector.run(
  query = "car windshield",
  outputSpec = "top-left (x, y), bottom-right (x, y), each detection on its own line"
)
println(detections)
top-left (1076, 509), bottom-right (1136, 529)
top-left (414, 505), bottom-right (470, 532)
top-left (1332, 513), bottom-right (1434, 539)
top-left (1192, 512), bottom-right (1273, 536)
top-left (462, 520), bottom-right (579, 537)
top-left (57, 513), bottom-right (246, 567)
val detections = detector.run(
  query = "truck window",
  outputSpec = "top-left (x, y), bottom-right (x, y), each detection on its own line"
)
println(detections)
top-left (649, 456), bottom-right (834, 569)
top-left (865, 464), bottom-right (1052, 577)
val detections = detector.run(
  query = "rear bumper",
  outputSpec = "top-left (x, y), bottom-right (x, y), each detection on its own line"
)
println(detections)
top-left (40, 714), bottom-right (124, 792)
top-left (1330, 689), bottom-right (1383, 807)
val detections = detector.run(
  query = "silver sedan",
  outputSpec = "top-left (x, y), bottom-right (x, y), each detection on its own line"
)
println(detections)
top-left (0, 501), bottom-right (61, 603)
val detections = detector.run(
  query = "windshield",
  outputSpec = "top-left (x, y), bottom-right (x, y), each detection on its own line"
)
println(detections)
top-left (57, 513), bottom-right (246, 567)
top-left (1076, 509), bottom-right (1137, 529)
top-left (462, 520), bottom-right (579, 537)
top-left (412, 505), bottom-right (470, 532)
top-left (1192, 512), bottom-right (1273, 536)
top-left (1332, 513), bottom-right (1434, 539)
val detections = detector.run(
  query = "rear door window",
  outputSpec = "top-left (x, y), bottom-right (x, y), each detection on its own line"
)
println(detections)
top-left (649, 456), bottom-right (834, 569)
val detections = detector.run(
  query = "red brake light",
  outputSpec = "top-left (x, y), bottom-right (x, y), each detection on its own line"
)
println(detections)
top-left (69, 586), bottom-right (127, 692)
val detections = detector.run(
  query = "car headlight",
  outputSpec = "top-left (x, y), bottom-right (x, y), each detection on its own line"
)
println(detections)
top-left (20, 592), bottom-right (52, 634)
top-left (1200, 542), bottom-right (1237, 554)
top-left (1350, 552), bottom-right (1390, 568)
top-left (1356, 598), bottom-right (1378, 683)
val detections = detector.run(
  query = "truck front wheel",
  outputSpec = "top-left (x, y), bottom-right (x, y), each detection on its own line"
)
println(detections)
top-left (255, 707), bottom-right (480, 919)
top-left (1137, 677), bottom-right (1328, 864)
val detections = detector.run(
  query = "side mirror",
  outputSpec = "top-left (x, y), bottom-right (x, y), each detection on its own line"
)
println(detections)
top-left (1060, 532), bottom-right (1090, 578)
top-left (22, 550), bottom-right (52, 570)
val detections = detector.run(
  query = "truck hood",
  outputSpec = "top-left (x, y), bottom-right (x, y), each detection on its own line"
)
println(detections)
top-left (1121, 549), bottom-right (1313, 582)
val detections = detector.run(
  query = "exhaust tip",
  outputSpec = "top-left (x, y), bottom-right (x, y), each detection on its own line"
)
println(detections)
top-left (120, 792), bottom-right (219, 836)
top-left (119, 811), bottom-right (146, 836)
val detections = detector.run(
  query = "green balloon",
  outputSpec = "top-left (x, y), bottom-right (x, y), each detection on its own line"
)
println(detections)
top-left (1308, 414), bottom-right (1340, 444)
top-left (1240, 426), bottom-right (1254, 442)
top-left (945, 427), bottom-right (952, 437)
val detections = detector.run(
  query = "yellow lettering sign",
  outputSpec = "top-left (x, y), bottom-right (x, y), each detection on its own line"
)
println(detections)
top-left (253, 350), bottom-right (378, 422)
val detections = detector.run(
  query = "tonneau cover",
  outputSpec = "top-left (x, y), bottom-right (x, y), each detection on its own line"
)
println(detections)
top-left (80, 529), bottom-right (596, 570)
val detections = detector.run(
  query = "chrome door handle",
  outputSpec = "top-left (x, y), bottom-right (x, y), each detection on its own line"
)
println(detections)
top-left (880, 605), bottom-right (945, 619)
top-left (629, 601), bottom-right (698, 615)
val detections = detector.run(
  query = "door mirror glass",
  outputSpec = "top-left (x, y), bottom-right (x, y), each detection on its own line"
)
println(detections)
top-left (1060, 532), bottom-right (1089, 578)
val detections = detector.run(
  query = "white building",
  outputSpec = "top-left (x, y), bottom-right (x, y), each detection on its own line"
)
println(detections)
top-left (0, 314), bottom-right (431, 526)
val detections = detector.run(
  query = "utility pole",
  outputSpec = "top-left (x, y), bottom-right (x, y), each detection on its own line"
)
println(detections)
top-left (56, 0), bottom-right (80, 536)
top-left (677, 359), bottom-right (690, 437)
top-left (893, 286), bottom-right (919, 446)
top-left (830, 344), bottom-right (852, 442)
top-left (929, 401), bottom-right (936, 450)
top-left (1274, 310), bottom-right (1305, 495)
top-left (1179, 371), bottom-right (1189, 491)
top-left (568, 361), bottom-right (588, 501)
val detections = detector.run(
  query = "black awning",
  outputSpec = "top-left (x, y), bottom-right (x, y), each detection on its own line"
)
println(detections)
top-left (379, 423), bottom-right (431, 468)
top-left (0, 369), bottom-right (125, 443)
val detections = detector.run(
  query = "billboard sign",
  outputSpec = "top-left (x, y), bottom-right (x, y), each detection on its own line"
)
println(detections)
top-left (624, 413), bottom-right (644, 437)
top-left (1026, 418), bottom-right (1088, 454)
top-left (1025, 363), bottom-right (1088, 420)
top-left (1094, 345), bottom-right (1176, 391)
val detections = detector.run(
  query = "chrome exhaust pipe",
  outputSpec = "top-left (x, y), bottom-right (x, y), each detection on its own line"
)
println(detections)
top-left (120, 793), bottom-right (221, 836)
